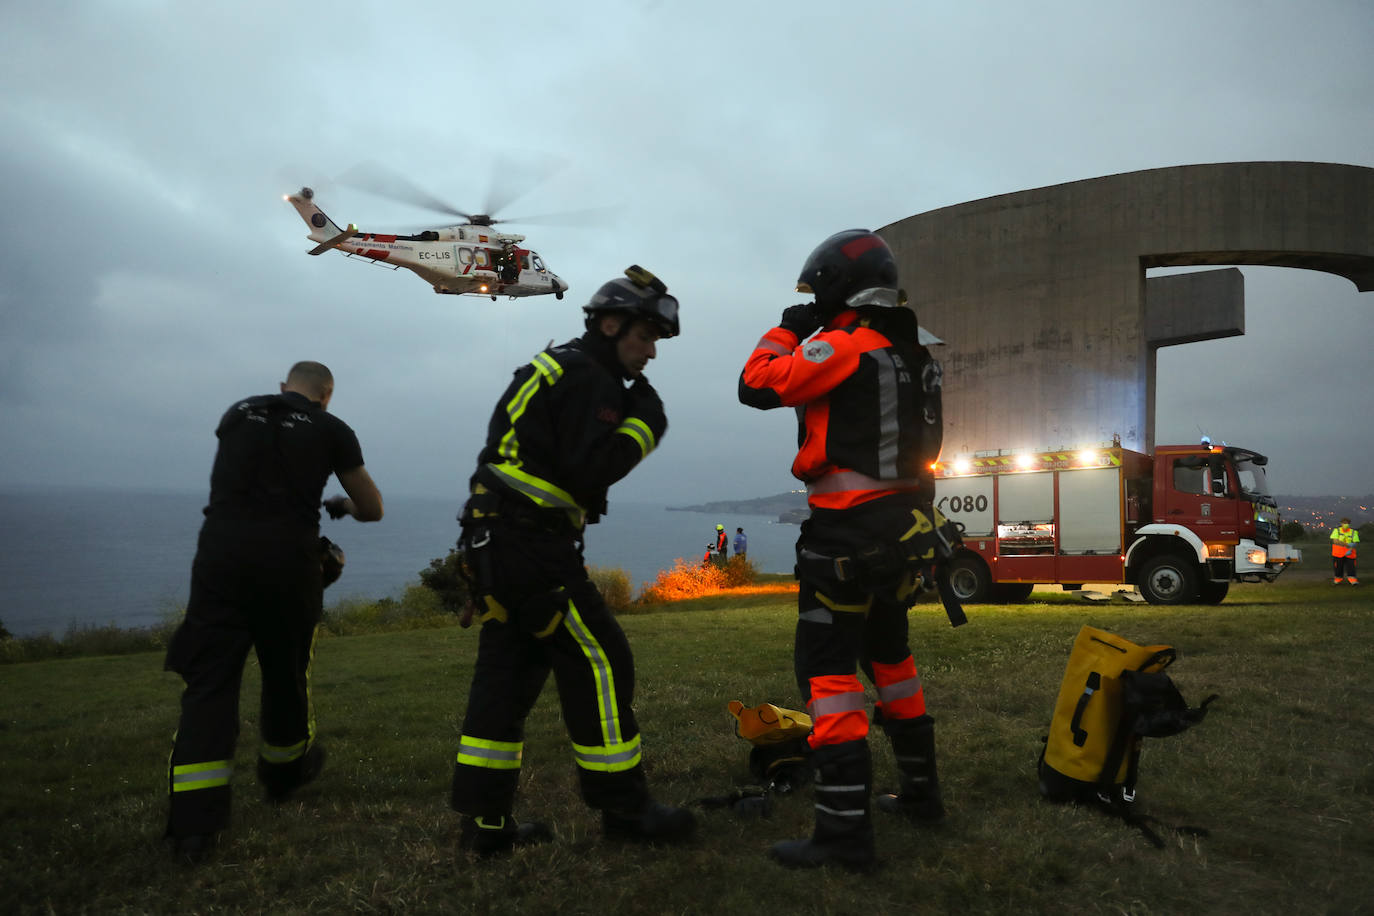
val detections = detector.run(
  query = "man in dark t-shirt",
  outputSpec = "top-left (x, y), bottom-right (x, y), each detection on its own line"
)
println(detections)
top-left (163, 361), bottom-right (383, 863)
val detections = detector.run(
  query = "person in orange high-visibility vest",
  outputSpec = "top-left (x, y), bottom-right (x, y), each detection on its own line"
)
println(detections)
top-left (1330, 518), bottom-right (1360, 585)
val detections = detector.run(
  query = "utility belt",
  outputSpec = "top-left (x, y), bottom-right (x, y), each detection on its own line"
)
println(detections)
top-left (455, 478), bottom-right (583, 627)
top-left (794, 503), bottom-right (967, 628)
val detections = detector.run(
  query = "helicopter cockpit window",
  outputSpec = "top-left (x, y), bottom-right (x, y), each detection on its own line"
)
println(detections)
top-left (532, 255), bottom-right (546, 271)
top-left (520, 253), bottom-right (531, 270)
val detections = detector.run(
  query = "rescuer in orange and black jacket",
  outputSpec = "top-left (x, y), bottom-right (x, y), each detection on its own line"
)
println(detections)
top-left (449, 266), bottom-right (696, 856)
top-left (739, 230), bottom-right (962, 870)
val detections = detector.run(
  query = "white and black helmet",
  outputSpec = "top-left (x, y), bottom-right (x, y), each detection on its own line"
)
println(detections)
top-left (583, 265), bottom-right (680, 337)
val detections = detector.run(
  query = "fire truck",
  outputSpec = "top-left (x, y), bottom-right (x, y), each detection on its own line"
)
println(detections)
top-left (931, 440), bottom-right (1301, 605)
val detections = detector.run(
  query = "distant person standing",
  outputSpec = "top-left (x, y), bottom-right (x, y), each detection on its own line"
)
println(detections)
top-left (163, 361), bottom-right (383, 864)
top-left (1330, 518), bottom-right (1360, 585)
top-left (733, 527), bottom-right (748, 560)
top-left (715, 523), bottom-right (729, 562)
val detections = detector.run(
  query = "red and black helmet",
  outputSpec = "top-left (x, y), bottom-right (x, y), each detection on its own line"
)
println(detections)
top-left (796, 230), bottom-right (901, 311)
top-left (583, 265), bottom-right (680, 337)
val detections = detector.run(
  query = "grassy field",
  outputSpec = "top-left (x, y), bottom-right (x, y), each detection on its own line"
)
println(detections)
top-left (1, 568), bottom-right (1370, 914)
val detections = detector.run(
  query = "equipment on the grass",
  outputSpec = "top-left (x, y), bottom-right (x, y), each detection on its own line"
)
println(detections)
top-left (1038, 625), bottom-right (1217, 846)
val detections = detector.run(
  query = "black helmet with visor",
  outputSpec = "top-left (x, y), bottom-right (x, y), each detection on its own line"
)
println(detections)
top-left (583, 265), bottom-right (680, 338)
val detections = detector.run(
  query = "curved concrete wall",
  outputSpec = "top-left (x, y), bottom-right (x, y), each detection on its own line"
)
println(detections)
top-left (879, 161), bottom-right (1374, 457)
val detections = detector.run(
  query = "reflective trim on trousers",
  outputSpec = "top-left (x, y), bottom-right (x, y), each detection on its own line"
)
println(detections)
top-left (572, 734), bottom-right (643, 773)
top-left (872, 656), bottom-right (927, 718)
top-left (809, 689), bottom-right (867, 719)
top-left (808, 674), bottom-right (870, 745)
top-left (260, 738), bottom-right (307, 764)
top-left (563, 597), bottom-right (625, 748)
top-left (171, 760), bottom-right (233, 793)
top-left (456, 735), bottom-right (523, 770)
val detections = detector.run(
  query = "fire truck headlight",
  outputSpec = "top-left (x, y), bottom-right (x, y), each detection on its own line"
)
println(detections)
top-left (1246, 547), bottom-right (1267, 565)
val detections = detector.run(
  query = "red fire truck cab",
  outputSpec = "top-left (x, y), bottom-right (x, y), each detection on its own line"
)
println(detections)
top-left (931, 441), bottom-right (1301, 605)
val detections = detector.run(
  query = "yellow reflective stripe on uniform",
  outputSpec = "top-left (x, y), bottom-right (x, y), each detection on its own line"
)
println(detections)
top-left (260, 738), bottom-right (307, 764)
top-left (562, 597), bottom-right (628, 756)
top-left (485, 462), bottom-right (586, 519)
top-left (456, 735), bottom-right (523, 770)
top-left (816, 590), bottom-right (872, 614)
top-left (571, 734), bottom-right (642, 772)
top-left (479, 594), bottom-right (509, 624)
top-left (532, 609), bottom-right (565, 639)
top-left (614, 417), bottom-right (657, 459)
top-left (497, 352), bottom-right (564, 461)
top-left (171, 759), bottom-right (233, 792)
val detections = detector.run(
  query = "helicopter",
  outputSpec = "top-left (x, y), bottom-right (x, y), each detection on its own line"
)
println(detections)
top-left (284, 186), bottom-right (568, 300)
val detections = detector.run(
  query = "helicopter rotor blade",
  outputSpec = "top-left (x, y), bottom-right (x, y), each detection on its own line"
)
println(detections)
top-left (481, 152), bottom-right (568, 219)
top-left (490, 204), bottom-right (620, 227)
top-left (337, 161), bottom-right (475, 221)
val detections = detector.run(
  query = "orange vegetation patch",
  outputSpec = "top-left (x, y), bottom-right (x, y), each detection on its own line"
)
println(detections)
top-left (637, 557), bottom-right (793, 603)
top-left (722, 583), bottom-right (799, 596)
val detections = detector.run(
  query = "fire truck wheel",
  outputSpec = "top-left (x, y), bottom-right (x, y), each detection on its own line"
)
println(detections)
top-left (948, 554), bottom-right (992, 603)
top-left (1137, 554), bottom-right (1198, 605)
top-left (1197, 579), bottom-right (1230, 604)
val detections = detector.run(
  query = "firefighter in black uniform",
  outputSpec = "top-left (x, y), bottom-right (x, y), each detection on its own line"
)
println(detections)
top-left (739, 231), bottom-right (962, 870)
top-left (163, 361), bottom-right (383, 863)
top-left (450, 266), bottom-right (696, 855)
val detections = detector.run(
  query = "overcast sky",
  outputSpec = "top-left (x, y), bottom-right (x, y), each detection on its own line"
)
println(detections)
top-left (2, 0), bottom-right (1371, 506)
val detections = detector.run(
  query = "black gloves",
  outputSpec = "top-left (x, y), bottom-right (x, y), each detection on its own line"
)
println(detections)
top-left (323, 495), bottom-right (350, 519)
top-left (779, 302), bottom-right (823, 339)
top-left (625, 376), bottom-right (667, 444)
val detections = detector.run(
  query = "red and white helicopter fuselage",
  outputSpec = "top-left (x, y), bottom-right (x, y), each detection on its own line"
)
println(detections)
top-left (285, 187), bottom-right (567, 300)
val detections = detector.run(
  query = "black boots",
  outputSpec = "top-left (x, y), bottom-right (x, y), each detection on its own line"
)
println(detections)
top-left (258, 743), bottom-right (327, 802)
top-left (459, 799), bottom-right (694, 856)
top-left (168, 832), bottom-right (218, 866)
top-left (602, 799), bottom-right (697, 843)
top-left (770, 739), bottom-right (876, 870)
top-left (459, 815), bottom-right (554, 856)
top-left (875, 714), bottom-right (945, 822)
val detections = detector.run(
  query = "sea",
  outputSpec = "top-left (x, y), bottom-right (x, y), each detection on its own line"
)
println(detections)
top-left (0, 488), bottom-right (801, 639)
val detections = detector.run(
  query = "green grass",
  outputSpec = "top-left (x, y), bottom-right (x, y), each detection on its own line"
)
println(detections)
top-left (1, 568), bottom-right (1370, 914)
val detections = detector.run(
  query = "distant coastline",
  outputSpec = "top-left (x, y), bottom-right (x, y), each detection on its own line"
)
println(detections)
top-left (668, 491), bottom-right (810, 524)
